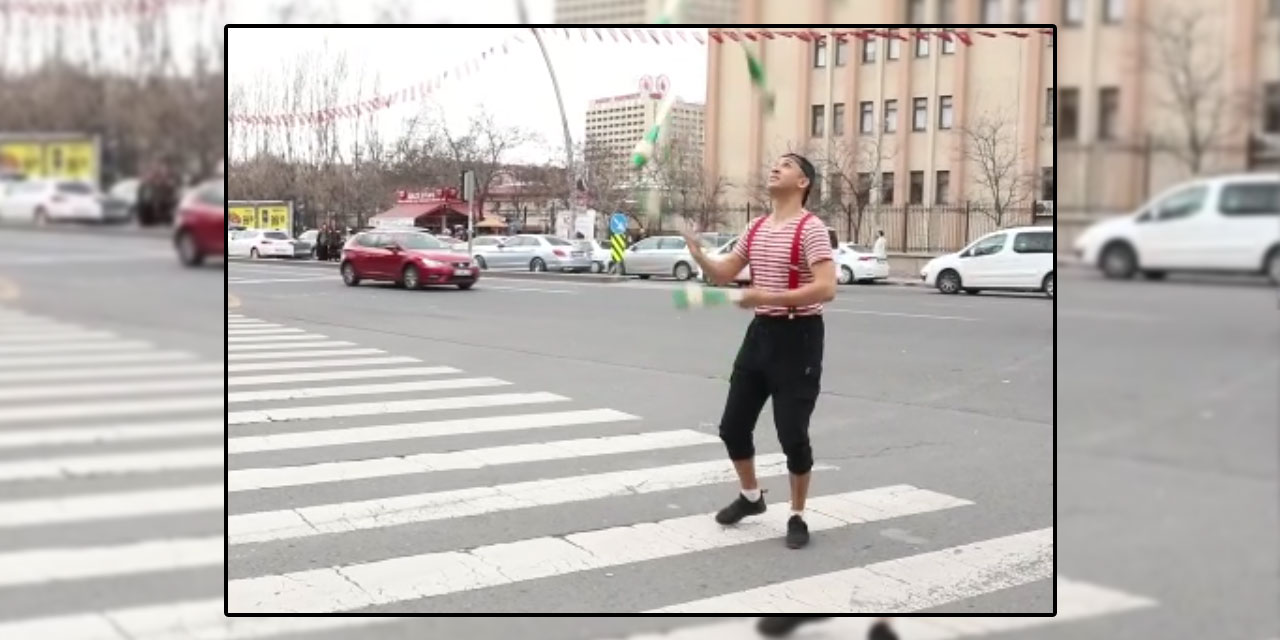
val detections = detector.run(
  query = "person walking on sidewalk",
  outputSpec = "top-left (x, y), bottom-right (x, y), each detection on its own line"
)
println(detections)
top-left (873, 229), bottom-right (887, 260)
top-left (756, 617), bottom-right (899, 639)
top-left (682, 153), bottom-right (836, 550)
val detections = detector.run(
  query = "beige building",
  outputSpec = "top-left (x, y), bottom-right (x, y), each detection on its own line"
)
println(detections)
top-left (704, 0), bottom-right (1279, 249)
top-left (585, 89), bottom-right (705, 165)
top-left (555, 0), bottom-right (738, 24)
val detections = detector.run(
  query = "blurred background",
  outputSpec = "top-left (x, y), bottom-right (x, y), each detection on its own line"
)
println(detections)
top-left (2, 0), bottom-right (1278, 638)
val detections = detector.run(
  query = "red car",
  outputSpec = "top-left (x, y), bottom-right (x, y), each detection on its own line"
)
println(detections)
top-left (340, 230), bottom-right (479, 290)
top-left (174, 180), bottom-right (225, 267)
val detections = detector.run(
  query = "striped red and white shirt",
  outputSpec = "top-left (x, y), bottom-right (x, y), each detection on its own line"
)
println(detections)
top-left (732, 213), bottom-right (834, 317)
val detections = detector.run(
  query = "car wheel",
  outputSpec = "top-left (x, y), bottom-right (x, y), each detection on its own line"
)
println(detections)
top-left (673, 262), bottom-right (693, 281)
top-left (1141, 270), bottom-right (1166, 281)
top-left (838, 266), bottom-right (854, 285)
top-left (591, 261), bottom-right (604, 274)
top-left (937, 269), bottom-right (961, 294)
top-left (250, 248), bottom-right (260, 260)
top-left (638, 274), bottom-right (651, 280)
top-left (530, 258), bottom-right (546, 272)
top-left (402, 265), bottom-right (420, 289)
top-left (1044, 272), bottom-right (1054, 298)
top-left (175, 231), bottom-right (203, 267)
top-left (1101, 243), bottom-right (1137, 279)
top-left (1266, 247), bottom-right (1280, 286)
top-left (618, 262), bottom-right (628, 276)
top-left (475, 255), bottom-right (487, 270)
top-left (458, 282), bottom-right (474, 290)
top-left (964, 288), bottom-right (982, 295)
top-left (340, 262), bottom-right (360, 286)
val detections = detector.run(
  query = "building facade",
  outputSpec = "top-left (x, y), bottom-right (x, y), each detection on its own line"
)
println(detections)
top-left (585, 87), bottom-right (705, 165)
top-left (555, 0), bottom-right (738, 24)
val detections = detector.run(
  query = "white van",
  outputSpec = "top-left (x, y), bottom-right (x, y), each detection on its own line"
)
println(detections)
top-left (1072, 173), bottom-right (1280, 284)
top-left (921, 226), bottom-right (1055, 298)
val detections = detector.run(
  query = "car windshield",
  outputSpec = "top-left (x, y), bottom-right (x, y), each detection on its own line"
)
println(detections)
top-left (544, 236), bottom-right (572, 246)
top-left (263, 232), bottom-right (290, 240)
top-left (57, 182), bottom-right (94, 195)
top-left (392, 233), bottom-right (446, 250)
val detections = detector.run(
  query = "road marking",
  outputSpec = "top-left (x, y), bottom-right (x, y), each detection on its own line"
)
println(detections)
top-left (227, 348), bottom-right (385, 362)
top-left (0, 419), bottom-right (223, 450)
top-left (0, 536), bottom-right (221, 588)
top-left (0, 252), bottom-right (174, 266)
top-left (0, 484), bottom-right (223, 528)
top-left (228, 391), bottom-right (567, 425)
top-left (480, 284), bottom-right (576, 294)
top-left (0, 446), bottom-right (223, 481)
top-left (0, 330), bottom-right (117, 343)
top-left (228, 377), bottom-right (510, 403)
top-left (230, 429), bottom-right (722, 491)
top-left (2, 351), bottom-right (196, 368)
top-left (606, 578), bottom-right (1153, 639)
top-left (226, 320), bottom-right (275, 326)
top-left (0, 277), bottom-right (19, 301)
top-left (0, 363), bottom-right (224, 385)
top-left (228, 293), bottom-right (241, 309)
top-left (229, 408), bottom-right (639, 453)
top-left (0, 602), bottom-right (397, 640)
top-left (0, 377), bottom-right (223, 402)
top-left (229, 366), bottom-right (459, 386)
top-left (227, 333), bottom-right (329, 343)
top-left (229, 276), bottom-right (336, 285)
top-left (0, 396), bottom-right (223, 424)
top-left (651, 527), bottom-right (1052, 612)
top-left (228, 454), bottom-right (824, 546)
top-left (826, 309), bottom-right (978, 322)
top-left (227, 341), bottom-right (356, 352)
top-left (0, 339), bottom-right (152, 355)
top-left (227, 484), bottom-right (955, 612)
top-left (225, 328), bottom-right (307, 336)
top-left (227, 355), bottom-right (418, 373)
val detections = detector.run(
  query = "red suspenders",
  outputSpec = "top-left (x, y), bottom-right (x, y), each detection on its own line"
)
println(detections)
top-left (743, 213), bottom-right (813, 318)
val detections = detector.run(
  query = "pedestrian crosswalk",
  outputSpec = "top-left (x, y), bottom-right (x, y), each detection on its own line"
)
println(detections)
top-left (0, 304), bottom-right (1158, 638)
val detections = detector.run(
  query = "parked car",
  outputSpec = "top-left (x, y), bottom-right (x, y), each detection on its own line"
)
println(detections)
top-left (696, 226), bottom-right (840, 285)
top-left (1072, 173), bottom-right (1280, 284)
top-left (0, 179), bottom-right (109, 224)
top-left (477, 234), bottom-right (592, 272)
top-left (590, 239), bottom-right (616, 273)
top-left (340, 230), bottom-right (479, 290)
top-left (298, 229), bottom-right (319, 258)
top-left (105, 178), bottom-right (140, 223)
top-left (229, 229), bottom-right (309, 259)
top-left (836, 243), bottom-right (891, 284)
top-left (619, 235), bottom-right (707, 280)
top-left (468, 235), bottom-right (507, 269)
top-left (173, 180), bottom-right (225, 267)
top-left (921, 226), bottom-right (1055, 297)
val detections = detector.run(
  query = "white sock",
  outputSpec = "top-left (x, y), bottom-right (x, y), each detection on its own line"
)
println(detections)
top-left (791, 509), bottom-right (804, 519)
top-left (741, 488), bottom-right (761, 502)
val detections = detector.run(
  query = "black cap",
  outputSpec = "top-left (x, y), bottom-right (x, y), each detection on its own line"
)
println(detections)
top-left (782, 153), bottom-right (816, 205)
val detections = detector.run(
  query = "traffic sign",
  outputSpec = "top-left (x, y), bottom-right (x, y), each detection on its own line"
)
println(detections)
top-left (609, 213), bottom-right (627, 235)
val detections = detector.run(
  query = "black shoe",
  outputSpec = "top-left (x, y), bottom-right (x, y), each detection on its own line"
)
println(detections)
top-left (756, 617), bottom-right (829, 637)
top-left (715, 492), bottom-right (766, 525)
top-left (868, 621), bottom-right (898, 640)
top-left (785, 515), bottom-right (810, 549)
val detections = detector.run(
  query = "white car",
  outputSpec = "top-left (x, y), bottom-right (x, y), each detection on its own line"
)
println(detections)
top-left (921, 226), bottom-right (1055, 298)
top-left (229, 229), bottom-right (307, 259)
top-left (589, 239), bottom-right (616, 273)
top-left (1072, 173), bottom-right (1280, 284)
top-left (0, 179), bottom-right (106, 224)
top-left (836, 243), bottom-right (890, 284)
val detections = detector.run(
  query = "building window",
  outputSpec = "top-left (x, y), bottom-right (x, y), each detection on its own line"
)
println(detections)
top-left (860, 101), bottom-right (875, 134)
top-left (915, 31), bottom-right (930, 57)
top-left (1059, 88), bottom-right (1079, 139)
top-left (881, 172), bottom-right (895, 204)
top-left (811, 104), bottom-right (825, 138)
top-left (835, 38), bottom-right (849, 66)
top-left (887, 30), bottom-right (902, 59)
top-left (1098, 87), bottom-right (1119, 140)
top-left (833, 103), bottom-right (846, 137)
top-left (1063, 0), bottom-right (1083, 25)
top-left (909, 171), bottom-right (925, 204)
top-left (1041, 167), bottom-right (1055, 201)
top-left (938, 0), bottom-right (955, 22)
top-left (942, 31), bottom-right (956, 53)
top-left (935, 170), bottom-right (951, 204)
top-left (1266, 83), bottom-right (1280, 133)
top-left (981, 0), bottom-right (1003, 23)
top-left (1102, 0), bottom-right (1123, 23)
top-left (908, 0), bottom-right (926, 23)
top-left (913, 97), bottom-right (928, 131)
top-left (884, 99), bottom-right (898, 133)
top-left (1017, 0), bottom-right (1036, 22)
top-left (862, 39), bottom-right (877, 63)
top-left (1046, 88), bottom-right (1054, 125)
top-left (813, 40), bottom-right (827, 68)
top-left (938, 95), bottom-right (954, 129)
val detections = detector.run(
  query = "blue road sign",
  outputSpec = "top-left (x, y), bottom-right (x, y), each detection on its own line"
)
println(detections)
top-left (609, 212), bottom-right (627, 235)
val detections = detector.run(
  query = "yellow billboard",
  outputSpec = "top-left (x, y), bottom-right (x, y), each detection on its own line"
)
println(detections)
top-left (228, 202), bottom-right (292, 231)
top-left (0, 139), bottom-right (97, 181)
top-left (228, 206), bottom-right (256, 228)
top-left (258, 205), bottom-right (290, 231)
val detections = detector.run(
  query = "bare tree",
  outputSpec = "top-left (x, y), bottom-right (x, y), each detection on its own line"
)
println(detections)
top-left (434, 108), bottom-right (536, 220)
top-left (577, 140), bottom-right (638, 228)
top-left (957, 111), bottom-right (1034, 227)
top-left (822, 135), bottom-right (897, 243)
top-left (650, 137), bottom-right (702, 230)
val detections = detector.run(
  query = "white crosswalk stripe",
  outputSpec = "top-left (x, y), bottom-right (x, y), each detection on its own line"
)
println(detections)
top-left (0, 309), bottom-right (1148, 638)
